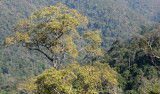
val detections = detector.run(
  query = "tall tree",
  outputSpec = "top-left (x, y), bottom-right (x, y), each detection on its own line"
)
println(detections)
top-left (4, 3), bottom-right (103, 69)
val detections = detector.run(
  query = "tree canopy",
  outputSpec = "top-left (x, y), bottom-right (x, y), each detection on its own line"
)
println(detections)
top-left (4, 3), bottom-right (103, 68)
top-left (18, 62), bottom-right (119, 94)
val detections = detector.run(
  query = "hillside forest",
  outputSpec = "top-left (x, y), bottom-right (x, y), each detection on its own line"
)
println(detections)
top-left (0, 0), bottom-right (160, 94)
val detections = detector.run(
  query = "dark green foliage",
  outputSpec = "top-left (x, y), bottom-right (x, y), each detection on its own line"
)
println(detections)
top-left (126, 90), bottom-right (138, 94)
top-left (103, 30), bottom-right (160, 93)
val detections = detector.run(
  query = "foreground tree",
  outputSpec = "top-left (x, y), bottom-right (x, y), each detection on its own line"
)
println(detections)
top-left (17, 62), bottom-right (120, 94)
top-left (4, 3), bottom-right (103, 68)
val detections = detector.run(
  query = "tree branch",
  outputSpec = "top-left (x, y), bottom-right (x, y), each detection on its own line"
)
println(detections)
top-left (78, 47), bottom-right (85, 52)
top-left (55, 32), bottom-right (63, 41)
top-left (28, 47), bottom-right (53, 62)
top-left (148, 54), bottom-right (160, 70)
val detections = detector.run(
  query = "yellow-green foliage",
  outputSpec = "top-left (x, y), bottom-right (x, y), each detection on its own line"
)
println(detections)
top-left (18, 62), bottom-right (118, 94)
top-left (147, 80), bottom-right (160, 94)
top-left (4, 3), bottom-right (102, 60)
top-left (84, 30), bottom-right (104, 56)
top-left (4, 3), bottom-right (88, 59)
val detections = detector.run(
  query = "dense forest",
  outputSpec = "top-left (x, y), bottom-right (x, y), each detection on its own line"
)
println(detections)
top-left (0, 0), bottom-right (160, 94)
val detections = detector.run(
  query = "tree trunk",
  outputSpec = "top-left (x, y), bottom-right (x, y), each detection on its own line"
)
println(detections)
top-left (128, 57), bottom-right (131, 70)
top-left (53, 57), bottom-right (58, 70)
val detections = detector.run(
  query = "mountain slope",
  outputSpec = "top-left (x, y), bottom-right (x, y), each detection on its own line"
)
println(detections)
top-left (0, 0), bottom-right (50, 40)
top-left (0, 0), bottom-right (51, 93)
top-left (117, 0), bottom-right (160, 22)
top-left (59, 0), bottom-right (151, 46)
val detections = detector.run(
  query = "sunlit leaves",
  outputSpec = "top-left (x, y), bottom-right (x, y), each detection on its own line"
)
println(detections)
top-left (148, 81), bottom-right (160, 94)
top-left (4, 3), bottom-right (88, 59)
top-left (84, 30), bottom-right (104, 56)
top-left (14, 19), bottom-right (34, 32)
top-left (4, 3), bottom-right (103, 69)
top-left (18, 62), bottom-right (119, 94)
top-left (5, 37), bottom-right (15, 45)
top-left (4, 32), bottom-right (30, 45)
